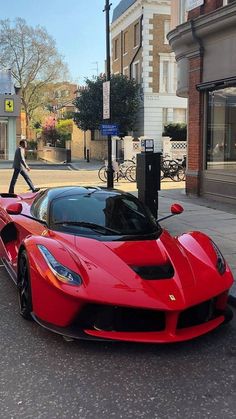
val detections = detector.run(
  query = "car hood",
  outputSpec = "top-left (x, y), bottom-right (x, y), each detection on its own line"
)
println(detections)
top-left (68, 230), bottom-right (232, 310)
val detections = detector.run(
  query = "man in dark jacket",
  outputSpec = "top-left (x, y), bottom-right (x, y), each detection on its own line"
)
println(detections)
top-left (8, 140), bottom-right (40, 194)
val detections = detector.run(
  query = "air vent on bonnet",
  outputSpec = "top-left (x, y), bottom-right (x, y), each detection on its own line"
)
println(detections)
top-left (130, 263), bottom-right (174, 280)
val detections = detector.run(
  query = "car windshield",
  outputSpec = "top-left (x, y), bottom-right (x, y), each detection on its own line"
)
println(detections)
top-left (50, 192), bottom-right (160, 239)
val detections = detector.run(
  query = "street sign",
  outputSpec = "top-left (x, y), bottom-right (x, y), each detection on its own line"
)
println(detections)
top-left (103, 81), bottom-right (110, 120)
top-left (4, 98), bottom-right (14, 112)
top-left (100, 124), bottom-right (119, 136)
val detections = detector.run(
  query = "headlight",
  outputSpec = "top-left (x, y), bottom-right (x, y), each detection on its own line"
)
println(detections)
top-left (38, 245), bottom-right (82, 286)
top-left (211, 240), bottom-right (226, 275)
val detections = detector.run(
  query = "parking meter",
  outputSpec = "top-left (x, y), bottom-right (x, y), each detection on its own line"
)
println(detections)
top-left (136, 140), bottom-right (161, 218)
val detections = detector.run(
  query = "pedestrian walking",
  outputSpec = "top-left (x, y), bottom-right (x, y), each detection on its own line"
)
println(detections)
top-left (8, 140), bottom-right (40, 194)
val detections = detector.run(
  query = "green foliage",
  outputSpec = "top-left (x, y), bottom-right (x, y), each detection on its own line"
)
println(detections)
top-left (42, 118), bottom-right (73, 147)
top-left (27, 140), bottom-right (37, 150)
top-left (162, 123), bottom-right (187, 141)
top-left (74, 74), bottom-right (140, 136)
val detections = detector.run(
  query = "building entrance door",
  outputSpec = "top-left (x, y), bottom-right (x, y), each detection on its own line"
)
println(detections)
top-left (0, 120), bottom-right (8, 159)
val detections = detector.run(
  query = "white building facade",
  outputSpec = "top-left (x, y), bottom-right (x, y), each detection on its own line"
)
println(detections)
top-left (111, 0), bottom-right (187, 151)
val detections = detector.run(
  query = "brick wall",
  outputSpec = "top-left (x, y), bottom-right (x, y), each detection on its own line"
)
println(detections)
top-left (186, 55), bottom-right (203, 195)
top-left (71, 123), bottom-right (107, 161)
top-left (149, 14), bottom-right (171, 93)
top-left (112, 18), bottom-right (142, 76)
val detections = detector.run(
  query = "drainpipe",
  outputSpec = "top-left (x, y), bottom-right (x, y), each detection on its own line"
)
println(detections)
top-left (120, 30), bottom-right (123, 74)
top-left (190, 19), bottom-right (204, 83)
top-left (190, 19), bottom-right (204, 194)
top-left (129, 14), bottom-right (143, 79)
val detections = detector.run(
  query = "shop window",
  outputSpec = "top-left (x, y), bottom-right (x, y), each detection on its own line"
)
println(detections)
top-left (0, 120), bottom-right (8, 160)
top-left (206, 87), bottom-right (236, 171)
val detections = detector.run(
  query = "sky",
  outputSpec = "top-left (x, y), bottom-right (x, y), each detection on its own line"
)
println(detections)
top-left (0, 0), bottom-right (121, 85)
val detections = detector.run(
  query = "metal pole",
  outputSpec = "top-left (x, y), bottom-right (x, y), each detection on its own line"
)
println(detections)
top-left (104, 0), bottom-right (113, 188)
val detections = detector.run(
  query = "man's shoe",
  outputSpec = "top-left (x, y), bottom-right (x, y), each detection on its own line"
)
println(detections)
top-left (32, 188), bottom-right (40, 193)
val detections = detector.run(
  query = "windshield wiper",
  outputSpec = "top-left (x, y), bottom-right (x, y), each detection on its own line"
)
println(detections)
top-left (54, 221), bottom-right (119, 234)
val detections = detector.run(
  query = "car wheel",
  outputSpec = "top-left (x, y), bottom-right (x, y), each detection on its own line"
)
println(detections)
top-left (223, 306), bottom-right (233, 324)
top-left (17, 250), bottom-right (32, 320)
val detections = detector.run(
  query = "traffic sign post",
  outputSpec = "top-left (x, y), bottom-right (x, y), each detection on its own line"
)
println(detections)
top-left (103, 0), bottom-right (113, 189)
top-left (100, 124), bottom-right (119, 136)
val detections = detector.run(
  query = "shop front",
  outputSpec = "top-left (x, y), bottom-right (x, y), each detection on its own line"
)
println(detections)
top-left (202, 84), bottom-right (236, 202)
top-left (168, 1), bottom-right (236, 202)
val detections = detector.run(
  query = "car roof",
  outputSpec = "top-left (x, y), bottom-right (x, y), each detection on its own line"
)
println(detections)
top-left (40, 186), bottom-right (130, 202)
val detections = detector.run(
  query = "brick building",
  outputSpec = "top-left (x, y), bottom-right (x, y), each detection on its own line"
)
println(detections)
top-left (111, 0), bottom-right (187, 151)
top-left (169, 0), bottom-right (236, 203)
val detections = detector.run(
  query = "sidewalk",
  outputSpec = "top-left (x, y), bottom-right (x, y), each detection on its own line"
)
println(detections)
top-left (0, 158), bottom-right (103, 171)
top-left (158, 188), bottom-right (236, 296)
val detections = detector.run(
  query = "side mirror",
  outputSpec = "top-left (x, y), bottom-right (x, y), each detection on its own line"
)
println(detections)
top-left (170, 203), bottom-right (184, 215)
top-left (157, 203), bottom-right (184, 222)
top-left (6, 202), bottom-right (23, 215)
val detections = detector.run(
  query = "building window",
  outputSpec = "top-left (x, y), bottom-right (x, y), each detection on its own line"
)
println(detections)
top-left (132, 61), bottom-right (140, 83)
top-left (173, 108), bottom-right (187, 123)
top-left (123, 31), bottom-right (128, 54)
top-left (123, 66), bottom-right (129, 77)
top-left (223, 0), bottom-right (236, 5)
top-left (114, 39), bottom-right (118, 60)
top-left (162, 61), bottom-right (169, 92)
top-left (179, 0), bottom-right (188, 24)
top-left (164, 20), bottom-right (170, 44)
top-left (206, 87), bottom-right (236, 171)
top-left (134, 22), bottom-right (139, 47)
top-left (162, 108), bottom-right (168, 129)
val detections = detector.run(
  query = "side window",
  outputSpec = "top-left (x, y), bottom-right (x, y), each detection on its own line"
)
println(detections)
top-left (31, 194), bottom-right (49, 222)
top-left (38, 197), bottom-right (48, 221)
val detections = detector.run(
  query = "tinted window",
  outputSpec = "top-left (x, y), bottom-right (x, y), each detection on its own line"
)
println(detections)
top-left (50, 192), bottom-right (160, 238)
top-left (31, 191), bottom-right (49, 222)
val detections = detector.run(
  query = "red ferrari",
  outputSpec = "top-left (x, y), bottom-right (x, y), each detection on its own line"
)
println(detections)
top-left (0, 186), bottom-right (233, 343)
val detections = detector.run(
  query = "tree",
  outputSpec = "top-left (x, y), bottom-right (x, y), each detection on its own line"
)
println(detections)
top-left (73, 74), bottom-right (140, 136)
top-left (163, 123), bottom-right (187, 141)
top-left (0, 18), bottom-right (68, 137)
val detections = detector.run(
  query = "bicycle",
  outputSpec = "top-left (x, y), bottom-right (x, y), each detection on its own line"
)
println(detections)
top-left (160, 158), bottom-right (185, 182)
top-left (98, 159), bottom-right (136, 183)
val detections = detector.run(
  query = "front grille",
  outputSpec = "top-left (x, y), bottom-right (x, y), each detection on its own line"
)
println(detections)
top-left (177, 299), bottom-right (217, 329)
top-left (76, 304), bottom-right (165, 332)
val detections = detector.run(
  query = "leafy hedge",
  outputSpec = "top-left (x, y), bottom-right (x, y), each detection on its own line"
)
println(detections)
top-left (162, 123), bottom-right (187, 141)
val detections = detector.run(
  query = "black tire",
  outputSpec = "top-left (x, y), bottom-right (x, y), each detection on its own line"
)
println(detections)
top-left (223, 306), bottom-right (233, 324)
top-left (125, 165), bottom-right (136, 182)
top-left (177, 166), bottom-right (186, 181)
top-left (98, 166), bottom-right (107, 182)
top-left (17, 250), bottom-right (32, 320)
top-left (169, 162), bottom-right (180, 181)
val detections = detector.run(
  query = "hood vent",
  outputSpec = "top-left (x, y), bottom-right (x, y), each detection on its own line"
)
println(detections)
top-left (130, 263), bottom-right (174, 280)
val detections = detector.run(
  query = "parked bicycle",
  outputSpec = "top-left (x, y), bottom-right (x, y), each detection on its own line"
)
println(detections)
top-left (161, 158), bottom-right (185, 182)
top-left (98, 158), bottom-right (136, 183)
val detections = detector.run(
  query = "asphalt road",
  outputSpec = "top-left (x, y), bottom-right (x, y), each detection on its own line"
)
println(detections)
top-left (1, 265), bottom-right (236, 419)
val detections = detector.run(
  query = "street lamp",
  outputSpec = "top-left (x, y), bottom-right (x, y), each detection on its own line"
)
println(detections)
top-left (103, 0), bottom-right (113, 188)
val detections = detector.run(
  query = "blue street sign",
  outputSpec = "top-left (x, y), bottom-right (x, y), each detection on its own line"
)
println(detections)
top-left (100, 124), bottom-right (119, 136)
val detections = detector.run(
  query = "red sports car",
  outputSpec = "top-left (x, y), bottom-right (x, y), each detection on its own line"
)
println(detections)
top-left (0, 186), bottom-right (233, 343)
